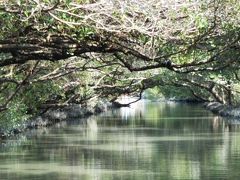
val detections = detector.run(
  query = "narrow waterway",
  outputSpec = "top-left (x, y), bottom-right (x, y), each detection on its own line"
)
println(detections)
top-left (1, 101), bottom-right (240, 180)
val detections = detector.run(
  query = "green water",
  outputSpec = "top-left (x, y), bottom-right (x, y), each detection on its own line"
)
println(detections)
top-left (1, 101), bottom-right (240, 180)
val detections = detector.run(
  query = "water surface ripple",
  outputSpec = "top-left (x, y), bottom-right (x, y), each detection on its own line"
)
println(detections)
top-left (1, 101), bottom-right (240, 180)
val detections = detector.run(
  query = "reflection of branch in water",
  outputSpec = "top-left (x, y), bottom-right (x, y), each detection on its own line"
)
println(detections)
top-left (85, 117), bottom-right (99, 141)
top-left (224, 118), bottom-right (240, 132)
top-left (225, 123), bottom-right (232, 132)
top-left (87, 117), bottom-right (98, 132)
top-left (211, 116), bottom-right (221, 131)
top-left (210, 116), bottom-right (240, 132)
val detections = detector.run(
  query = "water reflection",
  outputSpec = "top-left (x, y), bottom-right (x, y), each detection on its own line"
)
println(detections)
top-left (1, 101), bottom-right (240, 179)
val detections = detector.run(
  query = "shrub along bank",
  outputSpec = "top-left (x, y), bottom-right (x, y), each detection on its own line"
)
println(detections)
top-left (0, 100), bottom-right (110, 139)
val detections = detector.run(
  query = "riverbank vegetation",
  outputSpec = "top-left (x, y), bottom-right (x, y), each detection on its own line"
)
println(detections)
top-left (0, 0), bottom-right (239, 129)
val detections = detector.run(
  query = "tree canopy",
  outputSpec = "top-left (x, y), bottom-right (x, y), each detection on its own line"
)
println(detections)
top-left (0, 0), bottom-right (240, 127)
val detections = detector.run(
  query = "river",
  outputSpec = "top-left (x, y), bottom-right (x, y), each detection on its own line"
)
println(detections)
top-left (1, 101), bottom-right (240, 180)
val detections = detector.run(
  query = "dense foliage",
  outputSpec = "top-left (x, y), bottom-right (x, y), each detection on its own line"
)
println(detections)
top-left (0, 0), bottom-right (239, 128)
